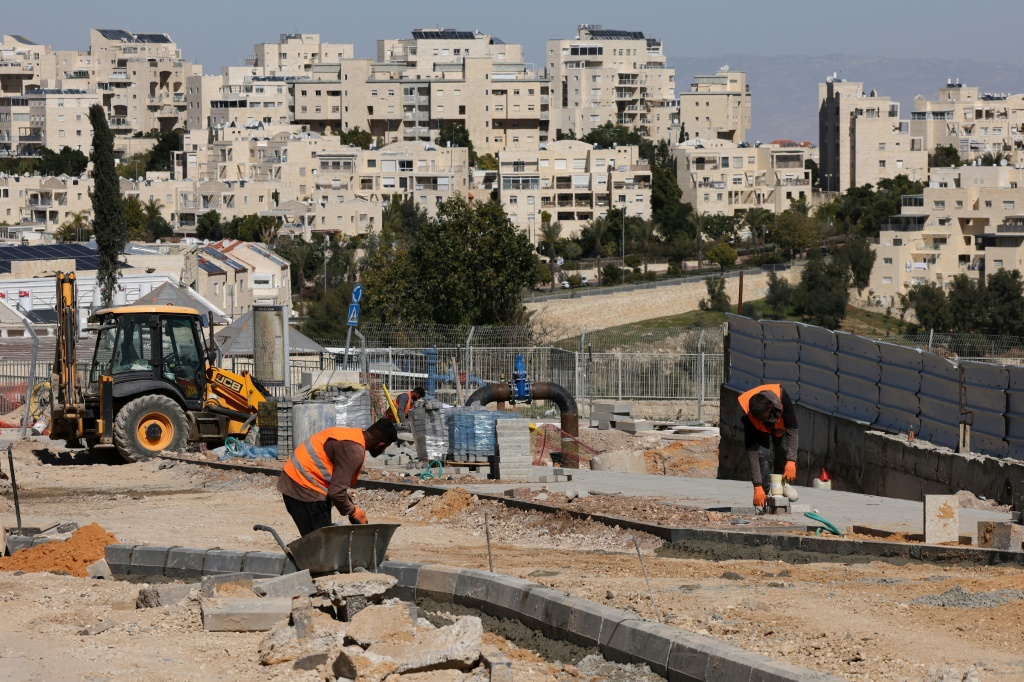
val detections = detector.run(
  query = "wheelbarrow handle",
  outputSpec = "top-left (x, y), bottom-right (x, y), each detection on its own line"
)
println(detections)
top-left (253, 523), bottom-right (289, 553)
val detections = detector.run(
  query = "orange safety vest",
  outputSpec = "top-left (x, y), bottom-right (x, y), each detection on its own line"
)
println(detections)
top-left (737, 384), bottom-right (786, 437)
top-left (402, 391), bottom-right (416, 418)
top-left (283, 426), bottom-right (366, 495)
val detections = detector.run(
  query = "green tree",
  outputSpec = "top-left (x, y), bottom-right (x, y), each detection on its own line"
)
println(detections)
top-left (56, 210), bottom-right (91, 243)
top-left (699, 276), bottom-right (731, 312)
top-left (947, 274), bottom-right (987, 333)
top-left (435, 123), bottom-right (477, 166)
top-left (539, 221), bottom-right (563, 286)
top-left (579, 122), bottom-right (644, 149)
top-left (980, 151), bottom-right (1009, 167)
top-left (301, 288), bottom-right (353, 339)
top-left (793, 255), bottom-right (851, 328)
top-left (226, 214), bottom-right (282, 243)
top-left (196, 210), bottom-right (224, 241)
top-left (744, 207), bottom-right (773, 247)
top-left (804, 158), bottom-right (819, 187)
top-left (985, 269), bottom-right (1024, 336)
top-left (143, 198), bottom-right (173, 241)
top-left (770, 209), bottom-right (822, 258)
top-left (476, 153), bottom-right (498, 170)
top-left (581, 215), bottom-right (611, 284)
top-left (902, 281), bottom-right (953, 332)
top-left (765, 272), bottom-right (794, 318)
top-left (705, 240), bottom-right (737, 272)
top-left (117, 151), bottom-right (151, 179)
top-left (381, 194), bottom-right (430, 240)
top-left (89, 104), bottom-right (127, 306)
top-left (631, 219), bottom-right (657, 273)
top-left (123, 195), bottom-right (148, 241)
top-left (601, 263), bottom-right (624, 286)
top-left (37, 146), bottom-right (89, 176)
top-left (337, 126), bottom-right (374, 149)
top-left (361, 196), bottom-right (535, 325)
top-left (929, 145), bottom-right (961, 168)
top-left (688, 212), bottom-right (713, 268)
top-left (834, 237), bottom-right (876, 294)
top-left (146, 129), bottom-right (183, 172)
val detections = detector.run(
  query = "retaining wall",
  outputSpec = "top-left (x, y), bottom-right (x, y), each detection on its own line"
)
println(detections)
top-left (719, 383), bottom-right (1024, 508)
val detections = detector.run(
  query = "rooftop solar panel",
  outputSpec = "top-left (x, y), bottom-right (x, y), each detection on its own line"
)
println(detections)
top-left (10, 35), bottom-right (37, 45)
top-left (0, 243), bottom-right (102, 272)
top-left (198, 259), bottom-right (225, 274)
top-left (97, 29), bottom-right (135, 42)
top-left (411, 29), bottom-right (475, 40)
top-left (587, 29), bottom-right (646, 40)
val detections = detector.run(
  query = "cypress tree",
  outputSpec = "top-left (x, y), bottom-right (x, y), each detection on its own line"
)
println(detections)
top-left (88, 104), bottom-right (126, 306)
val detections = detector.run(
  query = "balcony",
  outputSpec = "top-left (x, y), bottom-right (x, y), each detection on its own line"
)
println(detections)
top-left (539, 112), bottom-right (549, 120)
top-left (108, 117), bottom-right (130, 128)
top-left (996, 219), bottom-right (1024, 233)
top-left (18, 134), bottom-right (42, 142)
top-left (403, 95), bottom-right (429, 105)
top-left (618, 77), bottom-right (639, 86)
top-left (615, 90), bottom-right (635, 100)
top-left (27, 198), bottom-right (52, 206)
top-left (773, 160), bottom-right (804, 170)
top-left (540, 95), bottom-right (550, 105)
top-left (108, 70), bottom-right (130, 81)
top-left (403, 126), bottom-right (430, 137)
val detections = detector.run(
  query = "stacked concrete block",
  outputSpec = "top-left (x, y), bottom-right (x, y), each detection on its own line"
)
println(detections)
top-left (536, 468), bottom-right (573, 483)
top-left (408, 400), bottom-right (449, 461)
top-left (923, 495), bottom-right (959, 545)
top-left (589, 402), bottom-right (652, 433)
top-left (495, 419), bottom-right (533, 482)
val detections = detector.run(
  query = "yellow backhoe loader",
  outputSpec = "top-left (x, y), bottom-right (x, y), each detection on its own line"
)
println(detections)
top-left (50, 272), bottom-right (268, 462)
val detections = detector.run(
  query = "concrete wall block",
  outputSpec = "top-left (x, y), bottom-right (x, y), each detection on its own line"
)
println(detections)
top-left (201, 572), bottom-right (254, 598)
top-left (481, 573), bottom-right (533, 622)
top-left (977, 521), bottom-right (1024, 551)
top-left (129, 545), bottom-right (171, 576)
top-left (415, 564), bottom-right (463, 602)
top-left (565, 600), bottom-right (628, 649)
top-left (923, 495), bottom-right (959, 545)
top-left (603, 620), bottom-right (675, 677)
top-left (103, 544), bottom-right (135, 575)
top-left (453, 570), bottom-right (493, 610)
top-left (203, 549), bottom-right (245, 576)
top-left (201, 597), bottom-right (292, 632)
top-left (241, 551), bottom-right (287, 578)
top-left (253, 569), bottom-right (316, 599)
top-left (165, 547), bottom-right (209, 579)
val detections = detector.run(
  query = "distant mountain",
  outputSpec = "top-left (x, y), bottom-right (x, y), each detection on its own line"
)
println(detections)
top-left (667, 54), bottom-right (1024, 146)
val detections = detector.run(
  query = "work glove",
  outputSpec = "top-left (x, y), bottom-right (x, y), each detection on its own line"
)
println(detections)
top-left (349, 507), bottom-right (368, 525)
top-left (752, 486), bottom-right (766, 507)
top-left (783, 461), bottom-right (797, 482)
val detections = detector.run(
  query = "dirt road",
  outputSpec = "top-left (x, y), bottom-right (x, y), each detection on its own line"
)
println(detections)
top-left (2, 440), bottom-right (1023, 681)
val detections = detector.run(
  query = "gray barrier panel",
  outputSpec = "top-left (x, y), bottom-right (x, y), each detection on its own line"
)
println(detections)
top-left (835, 331), bottom-right (881, 424)
top-left (759, 320), bottom-right (800, 400)
top-left (874, 342), bottom-right (922, 435)
top-left (961, 361), bottom-right (1008, 458)
top-left (917, 353), bottom-right (961, 450)
top-left (797, 323), bottom-right (838, 414)
top-left (1006, 366), bottom-right (1024, 460)
top-left (725, 314), bottom-right (763, 390)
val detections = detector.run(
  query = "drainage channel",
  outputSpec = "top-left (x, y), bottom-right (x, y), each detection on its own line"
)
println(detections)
top-left (154, 454), bottom-right (1024, 569)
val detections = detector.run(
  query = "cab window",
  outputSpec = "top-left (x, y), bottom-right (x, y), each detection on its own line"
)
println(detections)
top-left (110, 316), bottom-right (154, 374)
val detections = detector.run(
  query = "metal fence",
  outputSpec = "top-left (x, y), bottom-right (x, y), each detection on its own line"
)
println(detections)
top-left (873, 331), bottom-right (1024, 364)
top-left (725, 314), bottom-right (1024, 460)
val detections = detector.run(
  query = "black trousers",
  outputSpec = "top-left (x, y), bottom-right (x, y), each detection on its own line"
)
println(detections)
top-left (282, 494), bottom-right (332, 537)
top-left (757, 434), bottom-right (787, 494)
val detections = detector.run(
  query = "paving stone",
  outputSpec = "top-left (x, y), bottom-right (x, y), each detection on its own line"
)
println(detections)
top-left (203, 549), bottom-right (245, 575)
top-left (594, 402), bottom-right (631, 414)
top-left (566, 599), bottom-right (634, 648)
top-left (253, 569), bottom-right (315, 599)
top-left (369, 615), bottom-right (482, 673)
top-left (977, 521), bottom-right (1024, 551)
top-left (86, 558), bottom-right (112, 579)
top-left (602, 620), bottom-right (674, 677)
top-left (129, 545), bottom-right (171, 576)
top-left (923, 495), bottom-right (959, 545)
top-left (241, 551), bottom-right (287, 578)
top-left (103, 544), bottom-right (135, 575)
top-left (414, 564), bottom-right (463, 602)
top-left (201, 572), bottom-right (254, 598)
top-left (165, 547), bottom-right (208, 579)
top-left (480, 572), bottom-right (533, 621)
top-left (202, 597), bottom-right (292, 632)
top-left (379, 560), bottom-right (420, 601)
top-left (137, 582), bottom-right (197, 608)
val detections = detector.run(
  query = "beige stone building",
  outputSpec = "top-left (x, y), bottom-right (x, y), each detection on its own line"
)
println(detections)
top-left (911, 80), bottom-right (1024, 163)
top-left (867, 165), bottom-right (1024, 305)
top-left (246, 34), bottom-right (354, 75)
top-left (181, 245), bottom-right (254, 319)
top-left (0, 88), bottom-right (99, 157)
top-left (679, 68), bottom-right (750, 143)
top-left (819, 77), bottom-right (927, 192)
top-left (492, 139), bottom-right (651, 241)
top-left (209, 239), bottom-right (291, 306)
top-left (671, 139), bottom-right (812, 217)
top-left (0, 35), bottom-right (59, 94)
top-left (546, 25), bottom-right (677, 143)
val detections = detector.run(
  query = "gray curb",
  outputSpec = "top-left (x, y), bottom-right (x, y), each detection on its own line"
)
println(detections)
top-left (379, 561), bottom-right (842, 682)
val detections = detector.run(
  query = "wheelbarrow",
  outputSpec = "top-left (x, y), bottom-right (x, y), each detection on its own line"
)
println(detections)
top-left (254, 523), bottom-right (400, 576)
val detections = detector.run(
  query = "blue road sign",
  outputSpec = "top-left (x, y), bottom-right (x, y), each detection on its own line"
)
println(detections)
top-left (347, 304), bottom-right (360, 326)
top-left (351, 284), bottom-right (363, 304)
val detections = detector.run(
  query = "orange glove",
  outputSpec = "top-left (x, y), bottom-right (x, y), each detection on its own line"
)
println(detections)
top-left (349, 507), bottom-right (367, 525)
top-left (753, 486), bottom-right (766, 507)
top-left (783, 461), bottom-right (797, 482)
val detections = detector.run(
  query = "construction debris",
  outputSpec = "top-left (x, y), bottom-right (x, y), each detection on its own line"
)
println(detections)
top-left (0, 522), bottom-right (116, 577)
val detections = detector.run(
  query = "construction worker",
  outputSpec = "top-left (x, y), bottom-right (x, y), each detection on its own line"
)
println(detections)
top-left (738, 384), bottom-right (799, 507)
top-left (276, 418), bottom-right (398, 536)
top-left (393, 386), bottom-right (425, 423)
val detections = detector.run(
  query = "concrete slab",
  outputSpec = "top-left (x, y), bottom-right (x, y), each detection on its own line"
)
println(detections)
top-left (253, 569), bottom-right (315, 599)
top-left (977, 521), bottom-right (1024, 551)
top-left (202, 597), bottom-right (291, 632)
top-left (924, 495), bottom-right (959, 545)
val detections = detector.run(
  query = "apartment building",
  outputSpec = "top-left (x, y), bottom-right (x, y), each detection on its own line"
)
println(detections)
top-left (246, 33), bottom-right (354, 75)
top-left (0, 88), bottom-right (99, 157)
top-left (493, 139), bottom-right (651, 241)
top-left (671, 139), bottom-right (812, 216)
top-left (819, 76), bottom-right (927, 192)
top-left (546, 25), bottom-right (677, 143)
top-left (679, 68), bottom-right (750, 143)
top-left (0, 35), bottom-right (59, 94)
top-left (868, 165), bottom-right (1024, 304)
top-left (208, 239), bottom-right (291, 306)
top-left (181, 245), bottom-right (254, 319)
top-left (910, 80), bottom-right (1024, 163)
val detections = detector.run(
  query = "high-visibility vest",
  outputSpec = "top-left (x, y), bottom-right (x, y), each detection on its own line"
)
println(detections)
top-left (402, 391), bottom-right (416, 417)
top-left (737, 384), bottom-right (786, 437)
top-left (283, 426), bottom-right (365, 495)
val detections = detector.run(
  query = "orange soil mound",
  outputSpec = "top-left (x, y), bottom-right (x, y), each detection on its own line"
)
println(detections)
top-left (0, 522), bottom-right (117, 577)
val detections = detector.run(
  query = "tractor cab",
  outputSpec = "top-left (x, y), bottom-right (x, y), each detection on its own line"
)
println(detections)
top-left (89, 305), bottom-right (210, 410)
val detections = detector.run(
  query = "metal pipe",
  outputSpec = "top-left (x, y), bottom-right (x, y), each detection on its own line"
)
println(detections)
top-left (7, 445), bottom-right (21, 535)
top-left (20, 315), bottom-right (38, 439)
top-left (465, 380), bottom-right (579, 440)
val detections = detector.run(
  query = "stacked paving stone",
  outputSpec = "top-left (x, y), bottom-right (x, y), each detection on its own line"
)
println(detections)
top-left (448, 408), bottom-right (518, 462)
top-left (495, 418), bottom-right (533, 482)
top-left (589, 402), bottom-right (653, 433)
top-left (407, 400), bottom-right (449, 461)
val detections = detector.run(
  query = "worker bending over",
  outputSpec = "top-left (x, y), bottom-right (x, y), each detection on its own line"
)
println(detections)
top-left (277, 418), bottom-right (398, 536)
top-left (738, 384), bottom-right (799, 507)
top-left (393, 386), bottom-right (425, 423)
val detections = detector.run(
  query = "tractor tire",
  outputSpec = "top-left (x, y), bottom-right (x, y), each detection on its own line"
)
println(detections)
top-left (113, 395), bottom-right (188, 463)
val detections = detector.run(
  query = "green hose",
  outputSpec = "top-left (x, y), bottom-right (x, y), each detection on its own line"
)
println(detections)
top-left (224, 436), bottom-right (242, 455)
top-left (419, 459), bottom-right (443, 480)
top-left (804, 511), bottom-right (844, 537)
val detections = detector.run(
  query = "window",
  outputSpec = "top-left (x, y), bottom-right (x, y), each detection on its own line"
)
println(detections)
top-left (934, 201), bottom-right (945, 209)
top-left (882, 277), bottom-right (893, 284)
top-left (878, 143), bottom-right (886, 151)
top-left (994, 260), bottom-right (1004, 268)
top-left (985, 200), bottom-right (992, 208)
top-left (509, 196), bottom-right (518, 205)
top-left (883, 258), bottom-right (893, 265)
top-left (956, 200), bottom-right (963, 208)
top-left (1004, 201), bottom-right (1015, 210)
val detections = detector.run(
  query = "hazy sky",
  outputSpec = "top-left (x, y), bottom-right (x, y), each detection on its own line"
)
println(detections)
top-left (4, 0), bottom-right (1023, 72)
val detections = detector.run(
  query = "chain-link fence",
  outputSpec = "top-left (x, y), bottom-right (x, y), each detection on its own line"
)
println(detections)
top-left (871, 331), bottom-right (1024, 365)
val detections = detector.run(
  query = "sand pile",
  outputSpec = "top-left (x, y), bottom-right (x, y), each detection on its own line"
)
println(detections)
top-left (429, 487), bottom-right (474, 521)
top-left (0, 522), bottom-right (117, 577)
